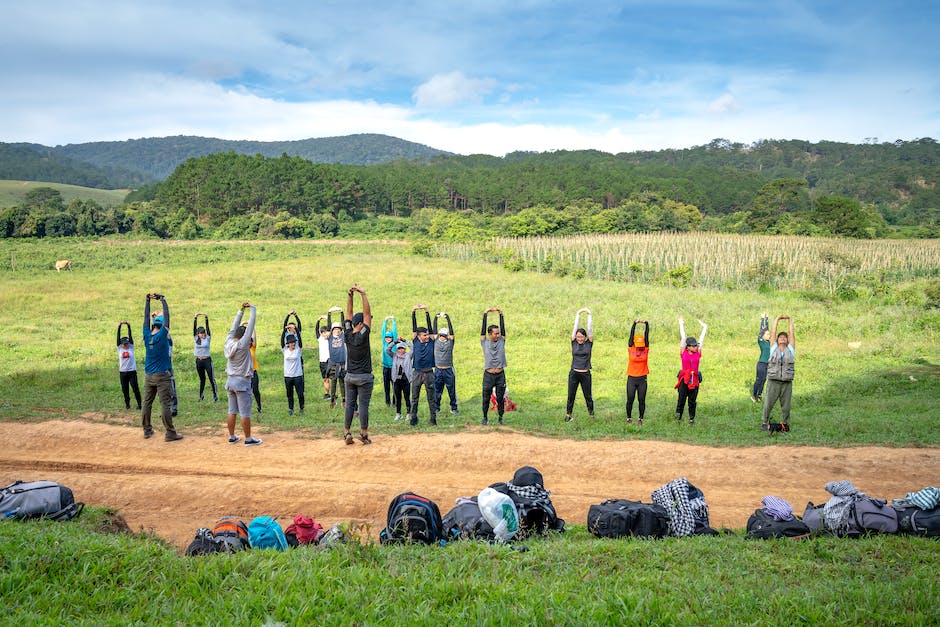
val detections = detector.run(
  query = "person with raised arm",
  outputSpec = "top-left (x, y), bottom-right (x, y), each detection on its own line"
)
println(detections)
top-left (761, 315), bottom-right (796, 431)
top-left (225, 302), bottom-right (261, 445)
top-left (141, 293), bottom-right (182, 441)
top-left (343, 286), bottom-right (373, 445)
top-left (116, 321), bottom-right (141, 410)
top-left (281, 310), bottom-right (304, 417)
top-left (325, 306), bottom-right (347, 409)
top-left (408, 305), bottom-right (438, 426)
top-left (380, 315), bottom-right (398, 407)
top-left (751, 313), bottom-right (771, 403)
top-left (193, 312), bottom-right (219, 402)
top-left (316, 315), bottom-right (331, 400)
top-left (433, 311), bottom-right (459, 417)
top-left (480, 307), bottom-right (507, 426)
top-left (386, 338), bottom-right (413, 421)
top-left (626, 318), bottom-right (650, 425)
top-left (565, 308), bottom-right (594, 423)
top-left (675, 317), bottom-right (707, 425)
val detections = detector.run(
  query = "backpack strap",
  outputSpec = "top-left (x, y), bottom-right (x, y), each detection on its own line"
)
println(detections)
top-left (46, 501), bottom-right (84, 521)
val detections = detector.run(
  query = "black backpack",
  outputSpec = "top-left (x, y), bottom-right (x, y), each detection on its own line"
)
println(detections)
top-left (185, 528), bottom-right (226, 556)
top-left (745, 509), bottom-right (812, 539)
top-left (0, 480), bottom-right (84, 521)
top-left (587, 499), bottom-right (669, 539)
top-left (379, 492), bottom-right (444, 545)
top-left (895, 506), bottom-right (940, 537)
top-left (492, 466), bottom-right (565, 537)
top-left (441, 499), bottom-right (496, 541)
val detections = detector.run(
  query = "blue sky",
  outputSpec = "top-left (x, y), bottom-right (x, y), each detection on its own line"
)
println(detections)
top-left (1, 1), bottom-right (938, 155)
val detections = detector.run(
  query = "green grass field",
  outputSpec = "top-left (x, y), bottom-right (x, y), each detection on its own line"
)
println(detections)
top-left (0, 237), bottom-right (937, 624)
top-left (0, 180), bottom-right (129, 208)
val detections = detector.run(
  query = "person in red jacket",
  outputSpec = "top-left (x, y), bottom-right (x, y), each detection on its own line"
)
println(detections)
top-left (675, 317), bottom-right (707, 425)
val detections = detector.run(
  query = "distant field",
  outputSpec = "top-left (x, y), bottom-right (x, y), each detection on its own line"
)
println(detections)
top-left (0, 180), bottom-right (129, 208)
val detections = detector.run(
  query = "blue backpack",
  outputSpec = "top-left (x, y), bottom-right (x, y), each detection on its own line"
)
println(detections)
top-left (248, 516), bottom-right (288, 550)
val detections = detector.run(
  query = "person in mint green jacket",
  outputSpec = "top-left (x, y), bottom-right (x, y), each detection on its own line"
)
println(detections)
top-left (381, 315), bottom-right (398, 407)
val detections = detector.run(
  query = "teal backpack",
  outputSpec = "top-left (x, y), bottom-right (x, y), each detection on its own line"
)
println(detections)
top-left (248, 516), bottom-right (288, 550)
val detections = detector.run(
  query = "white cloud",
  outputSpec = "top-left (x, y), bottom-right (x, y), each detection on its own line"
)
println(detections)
top-left (707, 93), bottom-right (739, 114)
top-left (413, 72), bottom-right (497, 108)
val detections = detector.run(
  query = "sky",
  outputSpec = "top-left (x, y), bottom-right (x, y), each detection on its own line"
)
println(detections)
top-left (2, 1), bottom-right (939, 156)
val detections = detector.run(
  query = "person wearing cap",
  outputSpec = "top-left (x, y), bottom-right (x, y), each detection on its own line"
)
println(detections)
top-left (316, 315), bottom-right (331, 400)
top-left (380, 315), bottom-right (398, 407)
top-left (343, 286), bottom-right (373, 445)
top-left (480, 306), bottom-right (507, 426)
top-left (116, 321), bottom-right (141, 410)
top-left (281, 326), bottom-right (304, 417)
top-left (325, 306), bottom-right (347, 409)
top-left (626, 318), bottom-right (650, 425)
top-left (141, 293), bottom-right (182, 441)
top-left (565, 308), bottom-right (594, 423)
top-left (675, 317), bottom-right (707, 425)
top-left (761, 315), bottom-right (796, 431)
top-left (433, 311), bottom-right (459, 417)
top-left (193, 312), bottom-right (219, 402)
top-left (409, 305), bottom-right (438, 426)
top-left (752, 313), bottom-right (771, 403)
top-left (386, 338), bottom-right (414, 421)
top-left (152, 309), bottom-right (179, 417)
top-left (225, 302), bottom-right (262, 445)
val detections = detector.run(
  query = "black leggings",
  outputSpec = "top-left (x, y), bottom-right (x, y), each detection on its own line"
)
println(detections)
top-left (392, 377), bottom-right (412, 414)
top-left (566, 370), bottom-right (593, 415)
top-left (120, 370), bottom-right (141, 409)
top-left (252, 370), bottom-right (262, 412)
top-left (195, 357), bottom-right (218, 398)
top-left (482, 370), bottom-right (506, 418)
top-left (626, 375), bottom-right (647, 419)
top-left (676, 381), bottom-right (699, 420)
top-left (284, 375), bottom-right (305, 411)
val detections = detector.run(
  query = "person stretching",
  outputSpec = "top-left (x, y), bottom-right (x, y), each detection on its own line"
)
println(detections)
top-left (316, 315), bottom-right (331, 400)
top-left (433, 311), bottom-right (459, 416)
top-left (752, 313), bottom-right (771, 403)
top-left (409, 305), bottom-right (438, 426)
top-left (565, 308), bottom-right (594, 422)
top-left (675, 317), bottom-right (707, 425)
top-left (761, 315), bottom-right (796, 431)
top-left (141, 293), bottom-right (182, 441)
top-left (281, 331), bottom-right (304, 417)
top-left (480, 307), bottom-right (507, 426)
top-left (193, 313), bottom-right (219, 402)
top-left (343, 286), bottom-right (373, 445)
top-left (626, 319), bottom-right (650, 425)
top-left (117, 321), bottom-right (141, 410)
top-left (225, 302), bottom-right (261, 445)
top-left (325, 307), bottom-right (347, 409)
top-left (386, 339), bottom-right (414, 421)
top-left (381, 315), bottom-right (398, 407)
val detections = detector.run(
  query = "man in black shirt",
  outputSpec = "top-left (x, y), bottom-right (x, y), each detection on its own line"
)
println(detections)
top-left (343, 285), bottom-right (373, 445)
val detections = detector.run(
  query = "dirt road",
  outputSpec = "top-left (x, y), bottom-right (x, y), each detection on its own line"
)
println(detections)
top-left (2, 420), bottom-right (936, 548)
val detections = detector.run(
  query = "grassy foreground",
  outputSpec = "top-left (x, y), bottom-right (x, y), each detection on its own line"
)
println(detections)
top-left (1, 510), bottom-right (937, 625)
top-left (0, 237), bottom-right (938, 447)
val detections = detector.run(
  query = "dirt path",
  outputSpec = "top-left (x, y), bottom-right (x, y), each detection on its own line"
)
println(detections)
top-left (2, 420), bottom-right (936, 548)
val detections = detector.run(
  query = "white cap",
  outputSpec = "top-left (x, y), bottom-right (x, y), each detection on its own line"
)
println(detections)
top-left (437, 327), bottom-right (449, 336)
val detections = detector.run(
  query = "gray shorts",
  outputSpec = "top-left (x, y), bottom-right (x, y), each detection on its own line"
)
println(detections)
top-left (227, 388), bottom-right (252, 418)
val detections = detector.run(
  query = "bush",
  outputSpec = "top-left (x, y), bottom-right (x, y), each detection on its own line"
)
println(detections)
top-left (665, 265), bottom-right (692, 287)
top-left (410, 238), bottom-right (435, 257)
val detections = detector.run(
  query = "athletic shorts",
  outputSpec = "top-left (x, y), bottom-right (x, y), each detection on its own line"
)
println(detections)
top-left (319, 361), bottom-right (329, 379)
top-left (227, 388), bottom-right (252, 418)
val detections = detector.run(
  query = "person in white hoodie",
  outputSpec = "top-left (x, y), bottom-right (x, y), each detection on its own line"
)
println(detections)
top-left (224, 302), bottom-right (261, 446)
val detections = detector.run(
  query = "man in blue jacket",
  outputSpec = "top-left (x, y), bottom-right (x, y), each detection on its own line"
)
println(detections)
top-left (141, 293), bottom-right (182, 442)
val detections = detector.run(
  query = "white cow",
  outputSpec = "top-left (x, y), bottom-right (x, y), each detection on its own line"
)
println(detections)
top-left (55, 259), bottom-right (72, 272)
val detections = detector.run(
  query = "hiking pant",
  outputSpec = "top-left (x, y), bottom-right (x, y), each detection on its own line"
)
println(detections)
top-left (482, 370), bottom-right (506, 419)
top-left (383, 366), bottom-right (392, 405)
top-left (285, 375), bottom-right (305, 412)
top-left (169, 371), bottom-right (178, 416)
top-left (344, 372), bottom-right (374, 431)
top-left (434, 367), bottom-right (458, 412)
top-left (251, 370), bottom-right (262, 412)
top-left (328, 363), bottom-right (346, 402)
top-left (410, 369), bottom-right (437, 422)
top-left (120, 370), bottom-right (141, 409)
top-left (676, 381), bottom-right (699, 421)
top-left (566, 370), bottom-right (593, 415)
top-left (626, 374), bottom-right (647, 419)
top-left (762, 379), bottom-right (792, 425)
top-left (393, 377), bottom-right (412, 414)
top-left (752, 361), bottom-right (768, 398)
top-left (196, 357), bottom-right (218, 399)
top-left (142, 370), bottom-right (178, 436)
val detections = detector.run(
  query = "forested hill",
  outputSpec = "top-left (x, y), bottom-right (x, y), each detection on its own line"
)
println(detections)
top-left (50, 134), bottom-right (451, 181)
top-left (0, 143), bottom-right (151, 189)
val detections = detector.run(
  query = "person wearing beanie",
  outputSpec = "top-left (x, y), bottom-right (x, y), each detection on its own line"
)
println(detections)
top-left (626, 318), bottom-right (650, 425)
top-left (225, 302), bottom-right (261, 445)
top-left (409, 305), bottom-right (438, 426)
top-left (480, 306), bottom-right (507, 426)
top-left (675, 317), bottom-right (707, 425)
top-left (565, 308), bottom-right (594, 423)
top-left (116, 321), bottom-right (141, 411)
top-left (380, 315), bottom-right (398, 407)
top-left (193, 312), bottom-right (219, 402)
top-left (433, 311), bottom-right (459, 417)
top-left (342, 286), bottom-right (373, 445)
top-left (141, 293), bottom-right (182, 442)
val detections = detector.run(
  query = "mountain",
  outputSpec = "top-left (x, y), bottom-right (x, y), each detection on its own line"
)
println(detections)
top-left (51, 134), bottom-right (451, 181)
top-left (0, 143), bottom-right (151, 189)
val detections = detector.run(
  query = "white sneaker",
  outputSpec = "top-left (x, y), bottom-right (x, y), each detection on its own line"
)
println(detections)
top-left (394, 413), bottom-right (402, 421)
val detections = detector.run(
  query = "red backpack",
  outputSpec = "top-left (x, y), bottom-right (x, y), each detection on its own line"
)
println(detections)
top-left (285, 514), bottom-right (325, 546)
